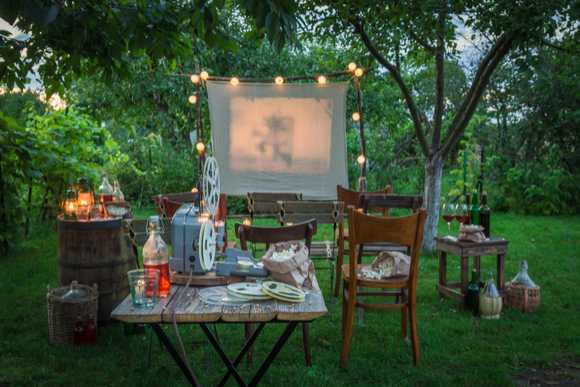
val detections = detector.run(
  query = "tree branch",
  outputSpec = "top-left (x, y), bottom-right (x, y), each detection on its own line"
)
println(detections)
top-left (432, 2), bottom-right (446, 151)
top-left (351, 19), bottom-right (430, 157)
top-left (440, 33), bottom-right (514, 158)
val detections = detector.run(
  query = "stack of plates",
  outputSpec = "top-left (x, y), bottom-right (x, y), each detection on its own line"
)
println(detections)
top-left (227, 282), bottom-right (272, 301)
top-left (261, 281), bottom-right (306, 303)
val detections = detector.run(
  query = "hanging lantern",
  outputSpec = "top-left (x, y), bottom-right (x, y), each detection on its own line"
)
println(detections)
top-left (190, 74), bottom-right (200, 84)
top-left (357, 154), bottom-right (366, 165)
top-left (354, 68), bottom-right (364, 77)
top-left (347, 62), bottom-right (357, 71)
top-left (352, 112), bottom-right (361, 122)
top-left (188, 95), bottom-right (197, 104)
top-left (230, 77), bottom-right (240, 86)
top-left (76, 178), bottom-right (94, 221)
top-left (275, 76), bottom-right (284, 85)
top-left (200, 70), bottom-right (209, 81)
top-left (63, 184), bottom-right (78, 220)
top-left (317, 75), bottom-right (327, 84)
top-left (196, 141), bottom-right (205, 155)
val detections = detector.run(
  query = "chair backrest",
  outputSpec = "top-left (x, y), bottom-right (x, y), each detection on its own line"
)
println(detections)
top-left (247, 192), bottom-right (303, 219)
top-left (236, 219), bottom-right (317, 251)
top-left (347, 207), bottom-right (427, 286)
top-left (153, 191), bottom-right (200, 221)
top-left (359, 193), bottom-right (423, 215)
top-left (337, 185), bottom-right (392, 215)
top-left (278, 200), bottom-right (344, 225)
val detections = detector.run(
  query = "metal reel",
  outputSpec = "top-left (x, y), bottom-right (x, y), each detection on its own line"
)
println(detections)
top-left (198, 219), bottom-right (217, 272)
top-left (202, 156), bottom-right (221, 217)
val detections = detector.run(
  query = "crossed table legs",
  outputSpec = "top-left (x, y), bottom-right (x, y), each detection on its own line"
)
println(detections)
top-left (151, 321), bottom-right (300, 387)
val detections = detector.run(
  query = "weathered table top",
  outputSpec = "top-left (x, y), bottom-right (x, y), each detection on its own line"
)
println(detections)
top-left (111, 285), bottom-right (327, 324)
top-left (435, 236), bottom-right (509, 256)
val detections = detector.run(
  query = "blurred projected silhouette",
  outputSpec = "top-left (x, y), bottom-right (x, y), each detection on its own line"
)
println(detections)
top-left (253, 115), bottom-right (294, 166)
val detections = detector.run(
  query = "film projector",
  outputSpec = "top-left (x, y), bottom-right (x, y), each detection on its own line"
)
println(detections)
top-left (170, 156), bottom-right (220, 277)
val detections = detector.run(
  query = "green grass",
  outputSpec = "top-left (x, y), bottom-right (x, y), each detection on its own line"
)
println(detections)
top-left (1, 212), bottom-right (579, 386)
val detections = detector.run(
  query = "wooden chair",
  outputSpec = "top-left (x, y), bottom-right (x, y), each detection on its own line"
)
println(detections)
top-left (333, 185), bottom-right (392, 297)
top-left (246, 192), bottom-right (302, 222)
top-left (277, 200), bottom-right (344, 294)
top-left (236, 219), bottom-right (317, 367)
top-left (340, 208), bottom-right (426, 367)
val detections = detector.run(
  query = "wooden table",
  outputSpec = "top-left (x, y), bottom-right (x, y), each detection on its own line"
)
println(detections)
top-left (435, 237), bottom-right (509, 302)
top-left (111, 285), bottom-right (327, 387)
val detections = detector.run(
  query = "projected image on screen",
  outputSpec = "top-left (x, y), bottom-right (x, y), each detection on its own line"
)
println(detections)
top-left (229, 97), bottom-right (331, 174)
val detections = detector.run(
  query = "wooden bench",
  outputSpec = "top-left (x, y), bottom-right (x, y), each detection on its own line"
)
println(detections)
top-left (246, 192), bottom-right (302, 221)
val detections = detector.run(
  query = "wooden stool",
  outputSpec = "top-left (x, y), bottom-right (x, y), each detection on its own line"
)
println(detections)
top-left (435, 237), bottom-right (509, 301)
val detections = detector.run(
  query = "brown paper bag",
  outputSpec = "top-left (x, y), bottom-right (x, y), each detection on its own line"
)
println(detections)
top-left (262, 241), bottom-right (319, 290)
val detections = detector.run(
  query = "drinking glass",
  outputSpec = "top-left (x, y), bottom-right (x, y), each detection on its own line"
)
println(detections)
top-left (456, 200), bottom-right (469, 226)
top-left (441, 201), bottom-right (455, 235)
top-left (128, 269), bottom-right (159, 309)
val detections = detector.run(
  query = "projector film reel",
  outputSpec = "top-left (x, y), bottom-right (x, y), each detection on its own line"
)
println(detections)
top-left (198, 219), bottom-right (217, 271)
top-left (202, 156), bottom-right (220, 218)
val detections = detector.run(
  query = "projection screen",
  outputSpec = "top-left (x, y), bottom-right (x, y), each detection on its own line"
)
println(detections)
top-left (206, 80), bottom-right (349, 199)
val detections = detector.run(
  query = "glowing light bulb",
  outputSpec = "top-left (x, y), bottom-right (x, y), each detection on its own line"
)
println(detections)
top-left (317, 75), bottom-right (327, 84)
top-left (188, 95), bottom-right (197, 104)
top-left (196, 141), bottom-right (205, 154)
top-left (352, 112), bottom-right (361, 121)
top-left (190, 74), bottom-right (200, 84)
top-left (348, 62), bottom-right (357, 71)
top-left (275, 76), bottom-right (284, 85)
top-left (191, 187), bottom-right (198, 193)
top-left (230, 77), bottom-right (239, 86)
top-left (354, 68), bottom-right (364, 77)
top-left (200, 70), bottom-right (209, 80)
top-left (242, 218), bottom-right (252, 226)
top-left (357, 154), bottom-right (366, 165)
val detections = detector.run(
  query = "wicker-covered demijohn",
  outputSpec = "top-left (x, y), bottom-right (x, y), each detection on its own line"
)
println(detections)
top-left (505, 283), bottom-right (541, 312)
top-left (47, 281), bottom-right (98, 345)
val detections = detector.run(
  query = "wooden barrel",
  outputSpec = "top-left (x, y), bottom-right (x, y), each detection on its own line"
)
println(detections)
top-left (58, 217), bottom-right (136, 323)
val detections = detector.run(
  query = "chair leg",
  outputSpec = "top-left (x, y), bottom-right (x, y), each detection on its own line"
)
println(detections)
top-left (302, 323), bottom-right (312, 367)
top-left (409, 292), bottom-right (420, 365)
top-left (401, 305), bottom-right (408, 340)
top-left (245, 323), bottom-right (253, 367)
top-left (333, 236), bottom-right (344, 297)
top-left (339, 288), bottom-right (356, 368)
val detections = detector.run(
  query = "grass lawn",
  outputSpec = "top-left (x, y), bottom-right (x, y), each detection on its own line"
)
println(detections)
top-left (1, 212), bottom-right (579, 386)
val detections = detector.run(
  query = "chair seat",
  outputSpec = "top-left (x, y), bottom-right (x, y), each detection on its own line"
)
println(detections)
top-left (342, 264), bottom-right (408, 288)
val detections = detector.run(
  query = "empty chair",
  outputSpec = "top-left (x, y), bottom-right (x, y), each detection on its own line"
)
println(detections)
top-left (246, 192), bottom-right (302, 222)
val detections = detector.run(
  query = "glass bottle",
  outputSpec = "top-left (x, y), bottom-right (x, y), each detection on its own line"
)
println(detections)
top-left (143, 216), bottom-right (170, 297)
top-left (480, 192), bottom-right (491, 237)
top-left (470, 188), bottom-right (480, 225)
top-left (112, 179), bottom-right (125, 202)
top-left (97, 175), bottom-right (114, 218)
top-left (465, 269), bottom-right (480, 315)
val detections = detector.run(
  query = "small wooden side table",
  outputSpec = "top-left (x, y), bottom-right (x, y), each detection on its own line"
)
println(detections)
top-left (435, 237), bottom-right (509, 302)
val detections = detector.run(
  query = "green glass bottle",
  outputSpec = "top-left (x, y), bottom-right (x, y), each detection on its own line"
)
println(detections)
top-left (465, 269), bottom-right (480, 315)
top-left (480, 192), bottom-right (491, 237)
top-left (470, 188), bottom-right (480, 225)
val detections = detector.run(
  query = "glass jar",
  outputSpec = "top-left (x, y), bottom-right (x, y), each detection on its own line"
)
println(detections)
top-left (76, 178), bottom-right (94, 221)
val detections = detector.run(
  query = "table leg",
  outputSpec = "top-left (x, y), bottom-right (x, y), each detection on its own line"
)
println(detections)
top-left (474, 256), bottom-right (481, 282)
top-left (438, 251), bottom-right (447, 287)
top-left (497, 254), bottom-right (505, 291)
top-left (200, 323), bottom-right (247, 387)
top-left (150, 324), bottom-right (201, 387)
top-left (248, 322), bottom-right (299, 387)
top-left (217, 323), bottom-right (266, 387)
top-left (460, 256), bottom-right (469, 295)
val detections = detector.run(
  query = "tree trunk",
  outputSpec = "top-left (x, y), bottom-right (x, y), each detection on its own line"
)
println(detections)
top-left (422, 154), bottom-right (443, 252)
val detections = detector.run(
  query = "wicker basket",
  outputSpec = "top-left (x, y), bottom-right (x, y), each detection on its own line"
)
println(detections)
top-left (47, 282), bottom-right (98, 345)
top-left (504, 282), bottom-right (541, 312)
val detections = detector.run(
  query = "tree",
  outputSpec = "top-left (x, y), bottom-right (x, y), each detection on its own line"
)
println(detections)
top-left (301, 0), bottom-right (577, 250)
top-left (0, 0), bottom-right (298, 92)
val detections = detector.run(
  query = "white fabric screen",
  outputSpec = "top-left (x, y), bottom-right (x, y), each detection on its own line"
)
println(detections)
top-left (207, 80), bottom-right (349, 199)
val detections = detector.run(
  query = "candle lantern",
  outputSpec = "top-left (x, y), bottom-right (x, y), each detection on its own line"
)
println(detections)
top-left (63, 184), bottom-right (78, 220)
top-left (76, 178), bottom-right (94, 221)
